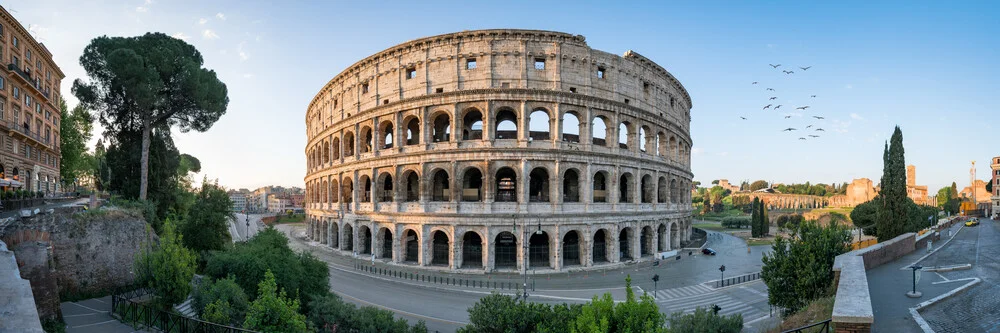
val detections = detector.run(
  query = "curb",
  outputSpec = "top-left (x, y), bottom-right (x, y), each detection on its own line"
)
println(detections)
top-left (922, 264), bottom-right (972, 272)
top-left (909, 277), bottom-right (981, 333)
top-left (901, 225), bottom-right (965, 270)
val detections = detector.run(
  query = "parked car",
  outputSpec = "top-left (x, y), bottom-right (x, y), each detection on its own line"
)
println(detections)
top-left (965, 219), bottom-right (979, 227)
top-left (702, 248), bottom-right (717, 255)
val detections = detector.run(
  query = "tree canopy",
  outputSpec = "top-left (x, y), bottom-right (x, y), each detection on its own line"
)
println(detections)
top-left (73, 32), bottom-right (228, 200)
top-left (243, 270), bottom-right (309, 333)
top-left (59, 100), bottom-right (95, 188)
top-left (180, 179), bottom-right (234, 253)
top-left (876, 126), bottom-right (908, 241)
top-left (761, 220), bottom-right (850, 313)
top-left (135, 218), bottom-right (197, 308)
top-left (749, 180), bottom-right (769, 192)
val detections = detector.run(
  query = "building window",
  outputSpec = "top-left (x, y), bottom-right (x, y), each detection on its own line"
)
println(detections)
top-left (25, 95), bottom-right (30, 107)
top-left (406, 67), bottom-right (416, 79)
top-left (25, 49), bottom-right (30, 62)
top-left (362, 82), bottom-right (369, 94)
top-left (534, 58), bottom-right (545, 70)
top-left (0, 76), bottom-right (4, 89)
top-left (624, 99), bottom-right (630, 105)
top-left (500, 82), bottom-right (510, 88)
top-left (597, 66), bottom-right (605, 79)
top-left (383, 99), bottom-right (389, 105)
top-left (435, 88), bottom-right (444, 94)
top-left (569, 87), bottom-right (577, 93)
top-left (466, 58), bottom-right (477, 70)
top-left (11, 56), bottom-right (18, 67)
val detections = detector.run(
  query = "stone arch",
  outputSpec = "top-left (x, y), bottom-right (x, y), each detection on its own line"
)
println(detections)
top-left (430, 169), bottom-right (450, 201)
top-left (341, 177), bottom-right (354, 204)
top-left (461, 167), bottom-right (484, 202)
top-left (657, 131), bottom-right (667, 157)
top-left (377, 227), bottom-right (393, 259)
top-left (403, 228), bottom-right (420, 263)
top-left (360, 125), bottom-right (373, 153)
top-left (321, 179), bottom-right (328, 204)
top-left (462, 107), bottom-right (484, 140)
top-left (358, 174), bottom-right (372, 202)
top-left (379, 120), bottom-right (394, 149)
top-left (668, 136), bottom-right (677, 162)
top-left (618, 121), bottom-right (631, 149)
top-left (344, 131), bottom-right (355, 156)
top-left (641, 225), bottom-right (654, 257)
top-left (562, 169), bottom-right (580, 203)
top-left (593, 171), bottom-right (609, 202)
top-left (461, 231), bottom-right (485, 269)
top-left (404, 116), bottom-right (420, 145)
top-left (562, 111), bottom-right (582, 143)
top-left (431, 111), bottom-right (451, 142)
top-left (593, 229), bottom-right (609, 263)
top-left (528, 231), bottom-right (551, 268)
top-left (494, 231), bottom-right (518, 268)
top-left (528, 167), bottom-right (550, 202)
top-left (495, 167), bottom-right (518, 202)
top-left (528, 108), bottom-right (551, 141)
top-left (495, 108), bottom-right (518, 140)
top-left (619, 172), bottom-right (634, 203)
top-left (358, 225), bottom-right (372, 254)
top-left (377, 172), bottom-right (393, 202)
top-left (430, 230), bottom-right (450, 266)
top-left (329, 220), bottom-right (339, 248)
top-left (657, 176), bottom-right (667, 203)
top-left (562, 230), bottom-right (582, 267)
top-left (639, 125), bottom-right (650, 153)
top-left (322, 141), bottom-right (330, 163)
top-left (619, 227), bottom-right (634, 261)
top-left (331, 137), bottom-right (341, 160)
top-left (342, 223), bottom-right (354, 251)
top-left (670, 222), bottom-right (680, 249)
top-left (592, 115), bottom-right (610, 146)
top-left (641, 174), bottom-right (654, 203)
top-left (657, 223), bottom-right (667, 251)
top-left (402, 170), bottom-right (419, 202)
top-left (670, 178), bottom-right (679, 203)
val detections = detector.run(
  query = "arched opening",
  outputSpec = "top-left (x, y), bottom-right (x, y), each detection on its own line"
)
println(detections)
top-left (670, 223), bottom-right (679, 249)
top-left (495, 167), bottom-right (517, 202)
top-left (380, 228), bottom-right (393, 259)
top-left (321, 180), bottom-right (328, 203)
top-left (562, 231), bottom-right (581, 266)
top-left (462, 232), bottom-right (484, 269)
top-left (657, 177), bottom-right (667, 203)
top-left (432, 113), bottom-right (451, 142)
top-left (657, 224), bottom-right (667, 252)
top-left (619, 173), bottom-right (634, 203)
top-left (657, 132), bottom-right (667, 157)
top-left (431, 170), bottom-right (450, 201)
top-left (404, 229), bottom-right (419, 263)
top-left (593, 229), bottom-right (608, 263)
top-left (462, 109), bottom-right (484, 140)
top-left (405, 117), bottom-right (420, 145)
top-left (529, 231), bottom-right (550, 268)
top-left (322, 143), bottom-right (329, 164)
top-left (641, 226), bottom-right (653, 257)
top-left (639, 126), bottom-right (648, 152)
top-left (593, 172), bottom-right (608, 203)
top-left (618, 122), bottom-right (630, 149)
top-left (669, 136), bottom-right (678, 162)
top-left (495, 109), bottom-right (518, 140)
top-left (462, 168), bottom-right (483, 202)
top-left (359, 175), bottom-right (372, 202)
top-left (528, 108), bottom-right (550, 141)
top-left (378, 173), bottom-right (393, 202)
top-left (330, 180), bottom-right (339, 203)
top-left (619, 228), bottom-right (632, 261)
top-left (494, 231), bottom-right (517, 268)
top-left (341, 178), bottom-right (354, 205)
top-left (359, 226), bottom-right (372, 255)
top-left (344, 132), bottom-right (355, 156)
top-left (360, 126), bottom-right (373, 153)
top-left (641, 174), bottom-right (653, 203)
top-left (404, 171), bottom-right (419, 202)
top-left (332, 137), bottom-right (341, 160)
top-left (342, 223), bottom-right (354, 252)
top-left (528, 167), bottom-right (550, 202)
top-left (380, 121), bottom-right (394, 149)
top-left (562, 112), bottom-right (581, 143)
top-left (329, 222), bottom-right (339, 249)
top-left (563, 169), bottom-right (580, 203)
top-left (670, 179), bottom-right (679, 203)
top-left (592, 116), bottom-right (609, 146)
top-left (431, 231), bottom-right (449, 266)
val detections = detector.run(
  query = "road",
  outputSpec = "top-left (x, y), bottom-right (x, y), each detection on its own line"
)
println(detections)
top-left (275, 224), bottom-right (774, 332)
top-left (229, 213), bottom-right (266, 242)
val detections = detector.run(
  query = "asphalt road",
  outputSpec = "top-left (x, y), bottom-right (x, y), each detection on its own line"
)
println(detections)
top-left (229, 213), bottom-right (266, 242)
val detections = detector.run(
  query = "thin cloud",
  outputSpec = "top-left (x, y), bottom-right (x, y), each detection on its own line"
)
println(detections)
top-left (845, 84), bottom-right (853, 89)
top-left (850, 113), bottom-right (864, 121)
top-left (238, 41), bottom-right (249, 61)
top-left (692, 147), bottom-right (703, 155)
top-left (136, 0), bottom-right (153, 12)
top-left (199, 18), bottom-right (208, 25)
top-left (216, 13), bottom-right (226, 20)
top-left (202, 29), bottom-right (219, 40)
top-left (172, 32), bottom-right (190, 40)
top-left (243, 73), bottom-right (254, 78)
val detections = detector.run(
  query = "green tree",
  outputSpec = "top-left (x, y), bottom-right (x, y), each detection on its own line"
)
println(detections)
top-left (987, 181), bottom-right (993, 194)
top-left (666, 307), bottom-right (743, 333)
top-left (73, 32), bottom-right (229, 201)
top-left (761, 221), bottom-right (851, 313)
top-left (751, 198), bottom-right (762, 237)
top-left (876, 126), bottom-right (908, 241)
top-left (749, 180), bottom-right (769, 192)
top-left (951, 182), bottom-right (959, 199)
top-left (104, 129), bottom-right (180, 231)
top-left (851, 197), bottom-right (881, 236)
top-left (761, 203), bottom-right (770, 236)
top-left (243, 270), bottom-right (308, 333)
top-left (59, 100), bottom-right (95, 190)
top-left (308, 293), bottom-right (428, 333)
top-left (711, 180), bottom-right (720, 185)
top-left (570, 275), bottom-right (665, 333)
top-left (181, 179), bottom-right (234, 253)
top-left (136, 218), bottom-right (197, 308)
top-left (193, 276), bottom-right (249, 326)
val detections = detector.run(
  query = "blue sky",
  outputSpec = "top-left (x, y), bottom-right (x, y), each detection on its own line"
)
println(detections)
top-left (10, 0), bottom-right (998, 192)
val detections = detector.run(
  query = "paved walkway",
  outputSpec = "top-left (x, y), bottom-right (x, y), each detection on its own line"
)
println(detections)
top-left (62, 296), bottom-right (143, 333)
top-left (0, 197), bottom-right (88, 219)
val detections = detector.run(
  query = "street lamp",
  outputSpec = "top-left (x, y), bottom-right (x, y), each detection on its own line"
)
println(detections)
top-left (652, 274), bottom-right (660, 300)
top-left (246, 214), bottom-right (251, 241)
top-left (906, 265), bottom-right (923, 298)
top-left (718, 265), bottom-right (726, 288)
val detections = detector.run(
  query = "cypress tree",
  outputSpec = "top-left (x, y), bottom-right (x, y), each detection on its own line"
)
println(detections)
top-left (751, 197), bottom-right (761, 237)
top-left (876, 126), bottom-right (908, 241)
top-left (950, 182), bottom-right (958, 199)
top-left (762, 203), bottom-right (769, 236)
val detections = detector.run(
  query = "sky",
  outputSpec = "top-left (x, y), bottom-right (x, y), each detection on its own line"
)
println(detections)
top-left (8, 0), bottom-right (999, 192)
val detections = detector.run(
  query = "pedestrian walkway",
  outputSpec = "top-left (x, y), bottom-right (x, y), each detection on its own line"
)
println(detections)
top-left (62, 296), bottom-right (144, 333)
top-left (0, 197), bottom-right (88, 219)
top-left (656, 281), bottom-right (770, 321)
top-left (653, 283), bottom-right (712, 299)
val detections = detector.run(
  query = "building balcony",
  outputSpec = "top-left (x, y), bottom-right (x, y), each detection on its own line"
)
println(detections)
top-left (4, 120), bottom-right (52, 149)
top-left (7, 63), bottom-right (52, 104)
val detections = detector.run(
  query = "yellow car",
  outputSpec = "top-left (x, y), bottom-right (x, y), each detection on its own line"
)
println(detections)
top-left (965, 219), bottom-right (980, 227)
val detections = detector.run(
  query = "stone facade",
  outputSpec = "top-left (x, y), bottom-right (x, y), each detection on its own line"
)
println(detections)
top-left (960, 180), bottom-right (990, 203)
top-left (992, 157), bottom-right (999, 218)
top-left (716, 179), bottom-right (740, 193)
top-left (905, 165), bottom-right (932, 206)
top-left (0, 7), bottom-right (64, 194)
top-left (303, 29), bottom-right (694, 272)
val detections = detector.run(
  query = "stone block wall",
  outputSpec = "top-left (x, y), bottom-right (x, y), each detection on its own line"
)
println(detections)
top-left (859, 233), bottom-right (915, 270)
top-left (13, 241), bottom-right (62, 322)
top-left (835, 322), bottom-right (873, 333)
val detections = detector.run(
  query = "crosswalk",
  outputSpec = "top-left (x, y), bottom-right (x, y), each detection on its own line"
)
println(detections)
top-left (651, 284), bottom-right (713, 299)
top-left (654, 283), bottom-right (770, 322)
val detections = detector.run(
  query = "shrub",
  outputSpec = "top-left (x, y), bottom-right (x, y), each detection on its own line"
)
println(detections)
top-left (193, 276), bottom-right (249, 327)
top-left (721, 216), bottom-right (751, 229)
top-left (243, 270), bottom-right (308, 333)
top-left (667, 306), bottom-right (742, 333)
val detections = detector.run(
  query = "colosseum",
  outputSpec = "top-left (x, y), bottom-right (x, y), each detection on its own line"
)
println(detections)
top-left (304, 29), bottom-right (694, 272)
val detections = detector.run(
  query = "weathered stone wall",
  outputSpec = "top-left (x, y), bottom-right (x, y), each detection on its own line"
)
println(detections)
top-left (12, 241), bottom-right (62, 322)
top-left (0, 239), bottom-right (45, 332)
top-left (858, 233), bottom-right (915, 270)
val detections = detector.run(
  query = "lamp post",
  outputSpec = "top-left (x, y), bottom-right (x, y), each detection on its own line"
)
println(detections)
top-left (906, 265), bottom-right (923, 298)
top-left (652, 274), bottom-right (660, 300)
top-left (245, 214), bottom-right (251, 241)
top-left (718, 265), bottom-right (726, 288)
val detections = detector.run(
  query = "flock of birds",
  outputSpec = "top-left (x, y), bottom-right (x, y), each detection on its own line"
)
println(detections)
top-left (741, 64), bottom-right (826, 141)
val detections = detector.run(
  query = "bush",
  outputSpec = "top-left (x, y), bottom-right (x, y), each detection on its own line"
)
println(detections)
top-left (243, 270), bottom-right (308, 333)
top-left (135, 219), bottom-right (196, 308)
top-left (761, 221), bottom-right (850, 314)
top-left (667, 306), bottom-right (742, 333)
top-left (721, 216), bottom-right (751, 229)
top-left (193, 276), bottom-right (249, 327)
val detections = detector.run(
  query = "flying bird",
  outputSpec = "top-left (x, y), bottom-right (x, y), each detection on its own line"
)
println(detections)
top-left (763, 104), bottom-right (772, 110)
top-left (774, 105), bottom-right (782, 110)
top-left (796, 106), bottom-right (810, 110)
top-left (806, 125), bottom-right (813, 128)
top-left (784, 115), bottom-right (792, 119)
top-left (816, 128), bottom-right (826, 131)
top-left (810, 95), bottom-right (817, 98)
top-left (783, 128), bottom-right (797, 132)
top-left (798, 137), bottom-right (807, 140)
top-left (783, 70), bottom-right (795, 74)
top-left (812, 116), bottom-right (824, 119)
top-left (769, 97), bottom-right (777, 100)
top-left (769, 64), bottom-right (782, 68)
top-left (809, 135), bottom-right (820, 138)
top-left (800, 66), bottom-right (812, 70)
top-left (740, 117), bottom-right (747, 120)
top-left (752, 81), bottom-right (758, 85)
top-left (766, 88), bottom-right (775, 91)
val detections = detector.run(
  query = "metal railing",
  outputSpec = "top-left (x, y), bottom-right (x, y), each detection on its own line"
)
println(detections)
top-left (780, 319), bottom-right (831, 333)
top-left (111, 286), bottom-right (258, 333)
top-left (354, 261), bottom-right (535, 292)
top-left (716, 271), bottom-right (762, 288)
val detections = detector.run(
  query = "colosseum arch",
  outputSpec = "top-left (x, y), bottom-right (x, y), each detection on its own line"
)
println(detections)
top-left (528, 231), bottom-right (551, 268)
top-left (657, 223), bottom-right (667, 251)
top-left (618, 121), bottom-right (631, 150)
top-left (331, 137), bottom-right (341, 160)
top-left (321, 179), bottom-right (328, 203)
top-left (430, 169), bottom-right (450, 202)
top-left (593, 171), bottom-right (609, 202)
top-left (341, 177), bottom-right (354, 204)
top-left (670, 178), bottom-right (679, 203)
top-left (379, 120), bottom-right (394, 149)
top-left (562, 230), bottom-right (583, 266)
top-left (657, 176), bottom-right (667, 203)
top-left (619, 172), bottom-right (635, 203)
top-left (461, 231), bottom-right (485, 269)
top-left (529, 108), bottom-right (551, 141)
top-left (668, 136), bottom-right (677, 162)
top-left (528, 167), bottom-right (551, 202)
top-left (401, 170), bottom-right (420, 202)
top-left (404, 116), bottom-right (420, 145)
top-left (619, 227), bottom-right (634, 260)
top-left (377, 172), bottom-right (394, 202)
top-left (358, 225), bottom-right (373, 254)
top-left (593, 228), bottom-right (609, 263)
top-left (494, 231), bottom-right (518, 269)
top-left (494, 167), bottom-right (518, 202)
top-left (670, 222), bottom-right (679, 249)
top-left (592, 115), bottom-right (610, 146)
top-left (641, 225), bottom-right (654, 257)
top-left (430, 230), bottom-right (450, 266)
top-left (562, 111), bottom-right (582, 143)
top-left (462, 108), bottom-right (484, 140)
top-left (402, 228), bottom-right (420, 263)
top-left (342, 223), bottom-right (354, 251)
top-left (359, 174), bottom-right (372, 202)
top-left (344, 131), bottom-right (355, 156)
top-left (563, 169), bottom-right (581, 203)
top-left (431, 111), bottom-right (451, 142)
top-left (322, 141), bottom-right (330, 164)
top-left (330, 179), bottom-right (340, 203)
top-left (657, 131), bottom-right (667, 157)
top-left (360, 126), bottom-right (374, 153)
top-left (377, 227), bottom-right (393, 259)
top-left (640, 174), bottom-right (654, 203)
top-left (329, 221), bottom-right (339, 248)
top-left (639, 125), bottom-right (650, 153)
top-left (461, 167), bottom-right (484, 202)
top-left (495, 108), bottom-right (519, 140)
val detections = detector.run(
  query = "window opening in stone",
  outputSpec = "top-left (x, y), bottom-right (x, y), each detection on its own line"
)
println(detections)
top-left (379, 173), bottom-right (394, 202)
top-left (466, 58), bottom-right (477, 70)
top-left (462, 109), bottom-right (484, 140)
top-left (436, 87), bottom-right (444, 93)
top-left (405, 117), bottom-right (420, 145)
top-left (462, 168), bottom-right (483, 202)
top-left (619, 228), bottom-right (632, 260)
top-left (562, 112), bottom-right (580, 143)
top-left (362, 82), bottom-right (369, 94)
top-left (462, 232), bottom-right (483, 269)
top-left (495, 109), bottom-right (518, 140)
top-left (404, 229), bottom-right (419, 262)
top-left (619, 173), bottom-right (633, 203)
top-left (431, 231), bottom-right (449, 266)
top-left (569, 87), bottom-right (577, 93)
top-left (597, 66), bottom-right (605, 79)
top-left (641, 174), bottom-right (653, 203)
top-left (528, 168), bottom-right (550, 202)
top-left (406, 67), bottom-right (416, 79)
top-left (657, 176), bottom-right (667, 203)
top-left (528, 109), bottom-right (550, 141)
top-left (529, 232), bottom-right (549, 268)
top-left (563, 231), bottom-right (581, 266)
top-left (495, 167), bottom-right (517, 202)
top-left (432, 113), bottom-right (451, 142)
top-left (432, 170), bottom-right (450, 201)
top-left (563, 169), bottom-right (580, 202)
top-left (593, 229), bottom-right (608, 263)
top-left (534, 58), bottom-right (545, 70)
top-left (494, 232), bottom-right (517, 268)
top-left (618, 122), bottom-right (630, 149)
top-left (593, 172), bottom-right (607, 203)
top-left (405, 172), bottom-right (419, 202)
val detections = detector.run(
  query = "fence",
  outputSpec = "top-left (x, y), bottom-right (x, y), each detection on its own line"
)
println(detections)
top-left (780, 319), bottom-right (831, 333)
top-left (715, 271), bottom-right (762, 288)
top-left (111, 286), bottom-right (258, 333)
top-left (0, 198), bottom-right (46, 212)
top-left (851, 238), bottom-right (878, 250)
top-left (354, 261), bottom-right (535, 291)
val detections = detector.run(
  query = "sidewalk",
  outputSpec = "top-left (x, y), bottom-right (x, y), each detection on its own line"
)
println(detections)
top-left (62, 296), bottom-right (144, 333)
top-left (0, 197), bottom-right (89, 219)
